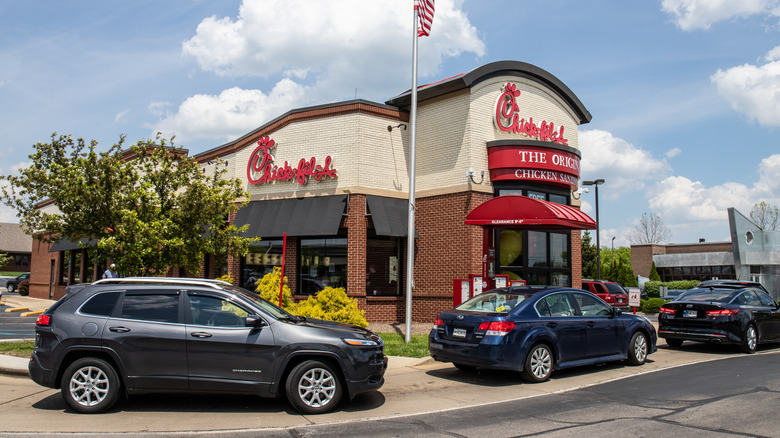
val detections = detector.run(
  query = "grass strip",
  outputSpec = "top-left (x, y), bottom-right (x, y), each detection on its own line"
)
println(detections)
top-left (377, 332), bottom-right (429, 358)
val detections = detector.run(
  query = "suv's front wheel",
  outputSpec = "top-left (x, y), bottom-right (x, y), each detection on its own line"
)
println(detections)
top-left (286, 360), bottom-right (342, 414)
top-left (61, 357), bottom-right (121, 414)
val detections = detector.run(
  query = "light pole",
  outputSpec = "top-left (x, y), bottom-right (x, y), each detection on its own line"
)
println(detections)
top-left (582, 179), bottom-right (605, 279)
top-left (611, 236), bottom-right (616, 267)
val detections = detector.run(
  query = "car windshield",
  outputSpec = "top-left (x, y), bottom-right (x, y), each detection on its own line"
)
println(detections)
top-left (456, 292), bottom-right (532, 313)
top-left (676, 288), bottom-right (735, 303)
top-left (605, 283), bottom-right (625, 294)
top-left (222, 285), bottom-right (297, 320)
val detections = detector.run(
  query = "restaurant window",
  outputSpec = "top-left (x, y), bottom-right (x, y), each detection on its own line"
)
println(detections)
top-left (299, 237), bottom-right (348, 295)
top-left (241, 240), bottom-right (283, 291)
top-left (495, 185), bottom-right (572, 286)
top-left (366, 235), bottom-right (403, 296)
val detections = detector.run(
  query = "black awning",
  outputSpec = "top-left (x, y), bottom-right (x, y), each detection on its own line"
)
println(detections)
top-left (234, 195), bottom-right (347, 238)
top-left (366, 195), bottom-right (416, 237)
top-left (49, 237), bottom-right (99, 253)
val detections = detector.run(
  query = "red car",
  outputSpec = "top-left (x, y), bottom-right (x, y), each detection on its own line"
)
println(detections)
top-left (581, 279), bottom-right (629, 309)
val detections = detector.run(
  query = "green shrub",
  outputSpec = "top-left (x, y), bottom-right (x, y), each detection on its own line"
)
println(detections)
top-left (641, 297), bottom-right (668, 313)
top-left (18, 279), bottom-right (29, 296)
top-left (644, 280), bottom-right (699, 298)
top-left (254, 267), bottom-right (295, 310)
top-left (292, 286), bottom-right (368, 328)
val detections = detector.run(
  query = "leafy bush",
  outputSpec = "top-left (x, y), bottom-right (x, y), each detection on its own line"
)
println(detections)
top-left (18, 279), bottom-right (29, 296)
top-left (641, 297), bottom-right (668, 313)
top-left (293, 287), bottom-right (368, 328)
top-left (644, 280), bottom-right (699, 298)
top-left (254, 267), bottom-right (294, 309)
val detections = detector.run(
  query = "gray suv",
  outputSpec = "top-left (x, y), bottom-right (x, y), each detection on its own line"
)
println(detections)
top-left (29, 277), bottom-right (387, 414)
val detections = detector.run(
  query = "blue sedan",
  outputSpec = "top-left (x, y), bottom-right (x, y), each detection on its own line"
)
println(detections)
top-left (428, 286), bottom-right (657, 382)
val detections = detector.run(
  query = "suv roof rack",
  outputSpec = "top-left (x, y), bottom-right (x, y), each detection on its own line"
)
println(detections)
top-left (92, 277), bottom-right (233, 289)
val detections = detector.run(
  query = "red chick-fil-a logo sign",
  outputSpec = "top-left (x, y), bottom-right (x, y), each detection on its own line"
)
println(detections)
top-left (494, 83), bottom-right (569, 146)
top-left (246, 136), bottom-right (337, 185)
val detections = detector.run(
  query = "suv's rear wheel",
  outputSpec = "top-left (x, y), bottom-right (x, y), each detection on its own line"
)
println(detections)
top-left (286, 360), bottom-right (342, 414)
top-left (61, 357), bottom-right (121, 414)
top-left (7, 283), bottom-right (14, 292)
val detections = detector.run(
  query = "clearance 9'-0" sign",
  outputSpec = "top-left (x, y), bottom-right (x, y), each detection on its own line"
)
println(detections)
top-left (489, 83), bottom-right (581, 188)
top-left (246, 136), bottom-right (337, 185)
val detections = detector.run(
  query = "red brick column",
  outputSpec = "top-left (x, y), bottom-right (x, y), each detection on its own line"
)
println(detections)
top-left (345, 194), bottom-right (367, 298)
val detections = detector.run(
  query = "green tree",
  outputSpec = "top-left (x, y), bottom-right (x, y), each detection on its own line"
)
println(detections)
top-left (1, 133), bottom-right (258, 276)
top-left (581, 230), bottom-right (598, 279)
top-left (649, 261), bottom-right (661, 281)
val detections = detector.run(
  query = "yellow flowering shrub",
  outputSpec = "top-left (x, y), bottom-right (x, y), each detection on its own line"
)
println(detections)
top-left (293, 286), bottom-right (368, 328)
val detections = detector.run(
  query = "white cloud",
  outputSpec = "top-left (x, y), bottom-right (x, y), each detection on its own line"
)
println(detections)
top-left (711, 49), bottom-right (780, 126)
top-left (150, 80), bottom-right (308, 143)
top-left (579, 130), bottom-right (669, 197)
top-left (661, 0), bottom-right (780, 30)
top-left (162, 0), bottom-right (485, 144)
top-left (148, 101), bottom-right (170, 118)
top-left (665, 147), bottom-right (682, 158)
top-left (114, 109), bottom-right (129, 123)
top-left (182, 0), bottom-right (484, 81)
top-left (647, 154), bottom-right (780, 226)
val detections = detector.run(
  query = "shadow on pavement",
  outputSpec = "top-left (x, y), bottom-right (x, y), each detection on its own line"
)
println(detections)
top-left (31, 390), bottom-right (386, 415)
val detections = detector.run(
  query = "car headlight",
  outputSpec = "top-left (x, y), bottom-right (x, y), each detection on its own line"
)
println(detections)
top-left (343, 338), bottom-right (379, 346)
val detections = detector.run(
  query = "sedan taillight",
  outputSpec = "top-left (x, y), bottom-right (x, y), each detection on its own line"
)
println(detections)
top-left (705, 309), bottom-right (739, 317)
top-left (659, 306), bottom-right (675, 315)
top-left (434, 317), bottom-right (444, 329)
top-left (477, 321), bottom-right (515, 336)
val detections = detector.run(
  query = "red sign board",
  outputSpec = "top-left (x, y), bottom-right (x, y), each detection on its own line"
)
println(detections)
top-left (247, 136), bottom-right (337, 186)
top-left (487, 145), bottom-right (580, 188)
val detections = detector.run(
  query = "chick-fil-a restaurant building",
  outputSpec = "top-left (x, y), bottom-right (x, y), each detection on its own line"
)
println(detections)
top-left (31, 61), bottom-right (595, 323)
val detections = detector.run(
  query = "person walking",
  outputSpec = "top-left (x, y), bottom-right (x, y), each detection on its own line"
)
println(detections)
top-left (102, 264), bottom-right (119, 279)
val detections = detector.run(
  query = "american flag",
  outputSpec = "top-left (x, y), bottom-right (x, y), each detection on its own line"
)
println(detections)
top-left (416, 0), bottom-right (435, 37)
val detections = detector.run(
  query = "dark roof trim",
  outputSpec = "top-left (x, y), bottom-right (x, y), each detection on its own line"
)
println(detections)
top-left (49, 237), bottom-right (99, 253)
top-left (385, 60), bottom-right (592, 124)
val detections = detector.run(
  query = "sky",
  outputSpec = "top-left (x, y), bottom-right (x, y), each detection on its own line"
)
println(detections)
top-left (1, 0), bottom-right (780, 248)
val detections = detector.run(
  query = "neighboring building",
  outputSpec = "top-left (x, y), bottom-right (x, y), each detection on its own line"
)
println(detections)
top-left (0, 222), bottom-right (32, 272)
top-left (30, 61), bottom-right (596, 322)
top-left (630, 208), bottom-right (780, 300)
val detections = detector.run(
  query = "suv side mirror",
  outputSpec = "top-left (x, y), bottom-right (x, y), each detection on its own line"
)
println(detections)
top-left (245, 315), bottom-right (267, 328)
top-left (612, 307), bottom-right (622, 317)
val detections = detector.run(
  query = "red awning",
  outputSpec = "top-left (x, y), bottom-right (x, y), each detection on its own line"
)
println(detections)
top-left (465, 195), bottom-right (596, 230)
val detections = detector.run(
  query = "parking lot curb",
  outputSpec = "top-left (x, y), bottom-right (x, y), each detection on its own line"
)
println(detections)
top-left (4, 307), bottom-right (29, 313)
top-left (19, 310), bottom-right (43, 317)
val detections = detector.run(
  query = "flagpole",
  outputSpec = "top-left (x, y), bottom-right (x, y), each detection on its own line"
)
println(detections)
top-left (405, 5), bottom-right (420, 344)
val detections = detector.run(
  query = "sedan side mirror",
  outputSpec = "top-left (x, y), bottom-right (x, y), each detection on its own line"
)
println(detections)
top-left (245, 315), bottom-right (267, 328)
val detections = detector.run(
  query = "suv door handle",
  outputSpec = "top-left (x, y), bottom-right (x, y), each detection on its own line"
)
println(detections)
top-left (586, 321), bottom-right (596, 328)
top-left (546, 322), bottom-right (558, 328)
top-left (109, 326), bottom-right (130, 333)
top-left (191, 332), bottom-right (212, 338)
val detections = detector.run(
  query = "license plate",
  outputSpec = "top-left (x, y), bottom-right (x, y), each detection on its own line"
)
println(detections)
top-left (453, 328), bottom-right (467, 338)
top-left (683, 310), bottom-right (698, 318)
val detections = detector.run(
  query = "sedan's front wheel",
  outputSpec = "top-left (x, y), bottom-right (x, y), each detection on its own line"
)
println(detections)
top-left (521, 344), bottom-right (553, 383)
top-left (60, 357), bottom-right (121, 414)
top-left (627, 331), bottom-right (648, 365)
top-left (286, 360), bottom-right (342, 414)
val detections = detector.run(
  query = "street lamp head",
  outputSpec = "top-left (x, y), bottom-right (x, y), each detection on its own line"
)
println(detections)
top-left (582, 179), bottom-right (605, 186)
